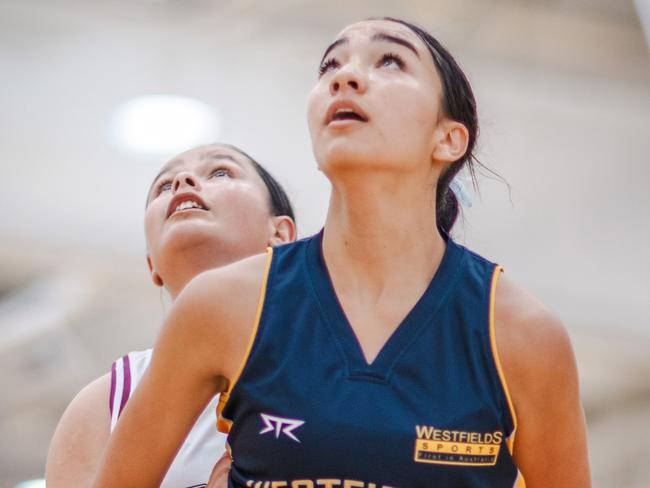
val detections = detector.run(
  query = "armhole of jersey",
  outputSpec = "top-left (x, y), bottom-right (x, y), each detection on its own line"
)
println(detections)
top-left (488, 265), bottom-right (519, 455)
top-left (109, 360), bottom-right (116, 418)
top-left (217, 247), bottom-right (274, 434)
top-left (109, 354), bottom-right (132, 432)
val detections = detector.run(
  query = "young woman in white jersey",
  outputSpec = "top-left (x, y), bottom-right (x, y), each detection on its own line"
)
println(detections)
top-left (45, 143), bottom-right (296, 488)
top-left (94, 18), bottom-right (590, 487)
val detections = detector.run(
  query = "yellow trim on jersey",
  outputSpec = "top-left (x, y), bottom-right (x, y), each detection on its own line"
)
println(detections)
top-left (217, 247), bottom-right (274, 434)
top-left (513, 471), bottom-right (527, 488)
top-left (488, 265), bottom-right (518, 455)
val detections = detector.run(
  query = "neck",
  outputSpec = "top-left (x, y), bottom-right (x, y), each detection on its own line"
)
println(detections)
top-left (161, 244), bottom-right (254, 300)
top-left (322, 168), bottom-right (446, 292)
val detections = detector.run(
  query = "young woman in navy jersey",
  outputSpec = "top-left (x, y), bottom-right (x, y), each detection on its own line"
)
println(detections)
top-left (94, 18), bottom-right (590, 488)
top-left (46, 143), bottom-right (296, 488)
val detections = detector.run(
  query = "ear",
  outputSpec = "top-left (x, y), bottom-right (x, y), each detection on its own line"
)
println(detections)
top-left (146, 254), bottom-right (164, 287)
top-left (267, 216), bottom-right (297, 246)
top-left (432, 119), bottom-right (469, 165)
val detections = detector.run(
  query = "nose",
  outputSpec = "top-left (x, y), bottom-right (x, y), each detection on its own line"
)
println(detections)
top-left (329, 61), bottom-right (368, 96)
top-left (172, 171), bottom-right (201, 193)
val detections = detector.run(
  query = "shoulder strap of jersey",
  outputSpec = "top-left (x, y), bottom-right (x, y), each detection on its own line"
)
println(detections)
top-left (109, 349), bottom-right (154, 430)
top-left (109, 354), bottom-right (132, 431)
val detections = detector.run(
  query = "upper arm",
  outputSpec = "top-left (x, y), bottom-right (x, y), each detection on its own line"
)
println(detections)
top-left (494, 274), bottom-right (591, 488)
top-left (46, 373), bottom-right (111, 488)
top-left (93, 251), bottom-right (270, 488)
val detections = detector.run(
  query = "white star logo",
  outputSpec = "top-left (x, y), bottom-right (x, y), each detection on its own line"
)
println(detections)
top-left (259, 413), bottom-right (305, 443)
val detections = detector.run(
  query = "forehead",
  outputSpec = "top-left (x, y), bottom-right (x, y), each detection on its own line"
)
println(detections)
top-left (157, 145), bottom-right (253, 176)
top-left (335, 20), bottom-right (425, 52)
top-left (329, 20), bottom-right (440, 89)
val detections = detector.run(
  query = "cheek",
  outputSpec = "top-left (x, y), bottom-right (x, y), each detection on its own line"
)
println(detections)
top-left (382, 85), bottom-right (437, 137)
top-left (306, 85), bottom-right (326, 141)
top-left (143, 202), bottom-right (165, 250)
top-left (216, 185), bottom-right (270, 228)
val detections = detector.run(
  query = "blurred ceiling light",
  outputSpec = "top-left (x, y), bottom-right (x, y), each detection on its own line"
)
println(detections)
top-left (14, 480), bottom-right (45, 488)
top-left (635, 0), bottom-right (650, 50)
top-left (112, 95), bottom-right (220, 156)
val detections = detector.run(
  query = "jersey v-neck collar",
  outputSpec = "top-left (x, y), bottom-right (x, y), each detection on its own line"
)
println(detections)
top-left (304, 229), bottom-right (466, 382)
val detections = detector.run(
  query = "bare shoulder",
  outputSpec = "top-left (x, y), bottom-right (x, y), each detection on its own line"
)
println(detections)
top-left (493, 273), bottom-right (575, 393)
top-left (494, 273), bottom-right (574, 377)
top-left (493, 272), bottom-right (590, 487)
top-left (156, 250), bottom-right (272, 381)
top-left (46, 373), bottom-right (111, 487)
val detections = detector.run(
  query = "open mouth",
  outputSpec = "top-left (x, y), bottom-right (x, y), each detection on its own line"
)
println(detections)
top-left (175, 200), bottom-right (205, 212)
top-left (326, 101), bottom-right (369, 125)
top-left (167, 193), bottom-right (209, 218)
top-left (331, 108), bottom-right (368, 122)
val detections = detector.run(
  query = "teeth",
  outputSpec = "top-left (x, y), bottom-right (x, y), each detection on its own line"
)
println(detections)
top-left (335, 108), bottom-right (356, 114)
top-left (175, 200), bottom-right (203, 212)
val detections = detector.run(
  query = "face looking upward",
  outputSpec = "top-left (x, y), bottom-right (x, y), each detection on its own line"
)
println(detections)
top-left (307, 20), bottom-right (468, 181)
top-left (144, 144), bottom-right (294, 289)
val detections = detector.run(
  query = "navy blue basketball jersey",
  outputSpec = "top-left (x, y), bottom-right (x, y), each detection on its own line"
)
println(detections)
top-left (218, 231), bottom-right (525, 487)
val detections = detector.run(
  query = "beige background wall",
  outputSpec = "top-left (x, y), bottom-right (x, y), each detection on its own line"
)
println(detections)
top-left (1, 1), bottom-right (649, 486)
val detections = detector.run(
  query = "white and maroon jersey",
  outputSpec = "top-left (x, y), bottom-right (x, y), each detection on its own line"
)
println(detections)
top-left (110, 349), bottom-right (226, 488)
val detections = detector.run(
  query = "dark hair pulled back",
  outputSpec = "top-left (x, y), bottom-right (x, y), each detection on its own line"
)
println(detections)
top-left (383, 18), bottom-right (479, 235)
top-left (220, 144), bottom-right (296, 225)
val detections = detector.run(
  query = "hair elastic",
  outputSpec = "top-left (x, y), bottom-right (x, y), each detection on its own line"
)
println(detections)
top-left (450, 177), bottom-right (473, 207)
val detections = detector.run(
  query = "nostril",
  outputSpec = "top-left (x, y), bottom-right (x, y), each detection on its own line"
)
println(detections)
top-left (333, 81), bottom-right (340, 91)
top-left (185, 177), bottom-right (195, 186)
top-left (348, 80), bottom-right (358, 90)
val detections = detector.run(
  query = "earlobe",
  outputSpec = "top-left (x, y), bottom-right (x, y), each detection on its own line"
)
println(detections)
top-left (146, 255), bottom-right (164, 287)
top-left (432, 120), bottom-right (469, 164)
top-left (152, 272), bottom-right (164, 287)
top-left (268, 216), bottom-right (297, 246)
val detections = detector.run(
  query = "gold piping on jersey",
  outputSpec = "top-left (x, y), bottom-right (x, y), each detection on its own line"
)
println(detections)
top-left (217, 247), bottom-right (274, 433)
top-left (488, 266), bottom-right (518, 454)
top-left (513, 471), bottom-right (527, 488)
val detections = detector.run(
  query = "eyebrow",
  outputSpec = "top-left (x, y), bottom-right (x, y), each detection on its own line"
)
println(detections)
top-left (201, 152), bottom-right (244, 169)
top-left (320, 38), bottom-right (348, 65)
top-left (319, 32), bottom-right (420, 65)
top-left (371, 33), bottom-right (420, 58)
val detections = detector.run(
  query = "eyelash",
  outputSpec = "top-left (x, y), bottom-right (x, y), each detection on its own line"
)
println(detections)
top-left (379, 52), bottom-right (405, 69)
top-left (318, 58), bottom-right (339, 76)
top-left (317, 52), bottom-right (406, 77)
top-left (210, 167), bottom-right (231, 178)
top-left (155, 180), bottom-right (172, 195)
top-left (154, 167), bottom-right (232, 196)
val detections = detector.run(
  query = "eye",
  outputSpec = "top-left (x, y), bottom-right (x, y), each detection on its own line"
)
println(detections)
top-left (378, 52), bottom-right (405, 70)
top-left (210, 167), bottom-right (232, 178)
top-left (318, 58), bottom-right (339, 77)
top-left (156, 180), bottom-right (172, 195)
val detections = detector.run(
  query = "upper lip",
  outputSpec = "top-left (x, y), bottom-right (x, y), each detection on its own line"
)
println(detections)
top-left (166, 192), bottom-right (210, 218)
top-left (325, 99), bottom-right (369, 125)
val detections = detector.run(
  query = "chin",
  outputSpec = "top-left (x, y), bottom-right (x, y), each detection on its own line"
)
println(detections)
top-left (317, 138), bottom-right (381, 172)
top-left (161, 220), bottom-right (223, 252)
top-left (321, 149), bottom-right (404, 177)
